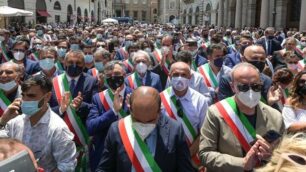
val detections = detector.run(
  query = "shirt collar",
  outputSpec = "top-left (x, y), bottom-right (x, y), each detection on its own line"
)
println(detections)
top-left (170, 87), bottom-right (191, 101)
top-left (109, 85), bottom-right (126, 97)
top-left (66, 74), bottom-right (80, 83)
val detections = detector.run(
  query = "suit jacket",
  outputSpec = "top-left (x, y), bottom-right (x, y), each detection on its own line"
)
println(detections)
top-left (224, 52), bottom-right (242, 68)
top-left (86, 87), bottom-right (133, 171)
top-left (49, 72), bottom-right (99, 124)
top-left (199, 100), bottom-right (285, 172)
top-left (23, 58), bottom-right (41, 75)
top-left (256, 38), bottom-right (282, 55)
top-left (124, 71), bottom-right (163, 92)
top-left (96, 114), bottom-right (195, 172)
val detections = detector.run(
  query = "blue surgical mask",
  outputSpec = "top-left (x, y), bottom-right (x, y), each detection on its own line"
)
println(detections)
top-left (84, 54), bottom-right (94, 63)
top-left (39, 58), bottom-right (55, 71)
top-left (21, 96), bottom-right (45, 116)
top-left (213, 57), bottom-right (224, 68)
top-left (37, 30), bottom-right (43, 36)
top-left (0, 80), bottom-right (17, 92)
top-left (70, 44), bottom-right (80, 51)
top-left (57, 48), bottom-right (67, 58)
top-left (95, 62), bottom-right (104, 72)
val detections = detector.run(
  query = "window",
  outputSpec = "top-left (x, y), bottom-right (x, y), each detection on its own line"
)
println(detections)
top-left (105, 0), bottom-right (107, 7)
top-left (169, 1), bottom-right (175, 9)
top-left (125, 10), bottom-right (129, 17)
top-left (142, 11), bottom-right (146, 21)
top-left (133, 11), bottom-right (138, 19)
top-left (55, 15), bottom-right (60, 23)
top-left (153, 8), bottom-right (157, 14)
top-left (54, 1), bottom-right (61, 10)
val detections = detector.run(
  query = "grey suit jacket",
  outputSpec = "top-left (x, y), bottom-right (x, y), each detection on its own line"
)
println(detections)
top-left (199, 99), bottom-right (285, 172)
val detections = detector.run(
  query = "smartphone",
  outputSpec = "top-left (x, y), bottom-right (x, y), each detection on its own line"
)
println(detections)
top-left (262, 130), bottom-right (282, 143)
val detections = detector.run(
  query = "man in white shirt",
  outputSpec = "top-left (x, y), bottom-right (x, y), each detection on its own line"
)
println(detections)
top-left (0, 74), bottom-right (77, 172)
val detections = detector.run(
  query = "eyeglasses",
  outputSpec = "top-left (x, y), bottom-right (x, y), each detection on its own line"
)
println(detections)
top-left (274, 153), bottom-right (306, 172)
top-left (237, 83), bottom-right (263, 92)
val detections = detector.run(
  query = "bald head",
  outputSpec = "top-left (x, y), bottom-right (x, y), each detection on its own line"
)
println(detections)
top-left (243, 45), bottom-right (266, 62)
top-left (130, 86), bottom-right (161, 124)
top-left (170, 62), bottom-right (191, 79)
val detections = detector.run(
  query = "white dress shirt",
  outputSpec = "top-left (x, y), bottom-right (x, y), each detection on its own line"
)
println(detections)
top-left (282, 105), bottom-right (306, 129)
top-left (0, 107), bottom-right (77, 172)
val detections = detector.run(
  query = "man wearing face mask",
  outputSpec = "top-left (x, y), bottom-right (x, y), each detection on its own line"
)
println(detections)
top-left (11, 40), bottom-right (41, 76)
top-left (82, 45), bottom-right (95, 73)
top-left (0, 62), bottom-right (23, 117)
top-left (97, 86), bottom-right (194, 172)
top-left (86, 61), bottom-right (132, 171)
top-left (161, 62), bottom-right (209, 170)
top-left (29, 39), bottom-right (43, 61)
top-left (197, 44), bottom-right (232, 103)
top-left (199, 63), bottom-right (284, 172)
top-left (36, 46), bottom-right (62, 78)
top-left (125, 50), bottom-right (162, 92)
top-left (185, 38), bottom-right (207, 71)
top-left (123, 42), bottom-right (140, 74)
top-left (56, 40), bottom-right (69, 72)
top-left (69, 36), bottom-right (81, 51)
top-left (114, 34), bottom-right (134, 60)
top-left (256, 27), bottom-right (282, 56)
top-left (0, 74), bottom-right (77, 171)
top-left (50, 50), bottom-right (98, 124)
top-left (218, 45), bottom-right (272, 102)
top-left (87, 49), bottom-right (111, 78)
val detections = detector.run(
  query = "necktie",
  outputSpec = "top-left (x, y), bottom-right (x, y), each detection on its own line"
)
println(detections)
top-left (268, 40), bottom-right (272, 55)
top-left (171, 96), bottom-right (184, 118)
top-left (70, 79), bottom-right (76, 95)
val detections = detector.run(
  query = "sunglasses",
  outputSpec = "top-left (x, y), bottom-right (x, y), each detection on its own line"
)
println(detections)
top-left (274, 153), bottom-right (306, 172)
top-left (237, 83), bottom-right (263, 92)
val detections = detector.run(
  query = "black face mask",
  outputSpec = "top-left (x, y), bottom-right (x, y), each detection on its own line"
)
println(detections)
top-left (66, 64), bottom-right (83, 77)
top-left (247, 60), bottom-right (266, 73)
top-left (267, 36), bottom-right (275, 40)
top-left (106, 76), bottom-right (124, 90)
top-left (240, 44), bottom-right (249, 54)
top-left (298, 85), bottom-right (306, 96)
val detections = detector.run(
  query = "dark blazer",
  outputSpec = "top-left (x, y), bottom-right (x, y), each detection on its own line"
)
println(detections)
top-left (195, 54), bottom-right (208, 67)
top-left (124, 71), bottom-right (163, 92)
top-left (49, 72), bottom-right (99, 123)
top-left (224, 52), bottom-right (242, 68)
top-left (217, 73), bottom-right (272, 102)
top-left (23, 58), bottom-right (41, 75)
top-left (96, 114), bottom-right (195, 172)
top-left (86, 87), bottom-right (133, 171)
top-left (256, 38), bottom-right (282, 55)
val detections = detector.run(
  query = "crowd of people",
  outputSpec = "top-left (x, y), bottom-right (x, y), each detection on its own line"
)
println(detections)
top-left (0, 23), bottom-right (305, 172)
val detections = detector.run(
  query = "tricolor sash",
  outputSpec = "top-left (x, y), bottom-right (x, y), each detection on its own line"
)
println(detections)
top-left (215, 97), bottom-right (256, 152)
top-left (53, 73), bottom-right (89, 171)
top-left (197, 63), bottom-right (218, 88)
top-left (123, 58), bottom-right (134, 73)
top-left (120, 48), bottom-right (129, 60)
top-left (0, 90), bottom-right (11, 116)
top-left (118, 115), bottom-right (161, 172)
top-left (91, 68), bottom-right (99, 78)
top-left (0, 42), bottom-right (10, 62)
top-left (98, 89), bottom-right (127, 118)
top-left (298, 59), bottom-right (305, 70)
top-left (30, 52), bottom-right (39, 61)
top-left (153, 49), bottom-right (170, 75)
top-left (277, 88), bottom-right (289, 110)
top-left (192, 60), bottom-right (197, 71)
top-left (55, 61), bottom-right (64, 72)
top-left (127, 72), bottom-right (142, 89)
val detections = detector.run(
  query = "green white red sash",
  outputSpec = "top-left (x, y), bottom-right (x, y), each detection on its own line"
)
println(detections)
top-left (127, 72), bottom-right (142, 89)
top-left (277, 88), bottom-right (289, 110)
top-left (118, 115), bottom-right (161, 172)
top-left (298, 59), bottom-right (305, 70)
top-left (55, 61), bottom-right (64, 72)
top-left (0, 90), bottom-right (11, 116)
top-left (153, 49), bottom-right (170, 75)
top-left (197, 63), bottom-right (218, 88)
top-left (91, 68), bottom-right (99, 78)
top-left (0, 42), bottom-right (10, 62)
top-left (192, 60), bottom-right (197, 71)
top-left (120, 47), bottom-right (129, 60)
top-left (123, 58), bottom-right (134, 72)
top-left (31, 52), bottom-right (39, 61)
top-left (98, 89), bottom-right (127, 118)
top-left (215, 97), bottom-right (256, 152)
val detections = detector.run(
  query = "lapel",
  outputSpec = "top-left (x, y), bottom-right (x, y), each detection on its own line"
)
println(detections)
top-left (122, 88), bottom-right (130, 112)
top-left (255, 103), bottom-right (269, 136)
top-left (144, 71), bottom-right (152, 86)
top-left (154, 115), bottom-right (170, 161)
top-left (73, 73), bottom-right (85, 98)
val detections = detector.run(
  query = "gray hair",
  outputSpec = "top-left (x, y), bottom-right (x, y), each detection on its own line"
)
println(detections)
top-left (132, 50), bottom-right (151, 65)
top-left (39, 46), bottom-right (58, 57)
top-left (65, 50), bottom-right (85, 60)
top-left (0, 61), bottom-right (23, 76)
top-left (93, 49), bottom-right (111, 60)
top-left (231, 62), bottom-right (260, 80)
top-left (104, 60), bottom-right (126, 74)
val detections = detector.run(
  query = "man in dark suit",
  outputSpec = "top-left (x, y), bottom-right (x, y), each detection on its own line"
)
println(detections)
top-left (125, 50), bottom-right (162, 92)
top-left (49, 50), bottom-right (98, 124)
top-left (87, 60), bottom-right (132, 171)
top-left (256, 27), bottom-right (282, 56)
top-left (96, 86), bottom-right (195, 172)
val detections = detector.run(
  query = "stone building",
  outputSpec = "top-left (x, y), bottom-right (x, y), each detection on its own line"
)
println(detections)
top-left (158, 0), bottom-right (180, 24)
top-left (112, 0), bottom-right (158, 23)
top-left (181, 0), bottom-right (306, 31)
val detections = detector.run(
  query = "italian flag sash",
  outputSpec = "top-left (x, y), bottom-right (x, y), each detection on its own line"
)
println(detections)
top-left (91, 68), bottom-right (99, 78)
top-left (192, 60), bottom-right (197, 71)
top-left (0, 42), bottom-right (9, 62)
top-left (118, 115), bottom-right (161, 172)
top-left (127, 72), bottom-right (142, 89)
top-left (31, 52), bottom-right (39, 61)
top-left (55, 61), bottom-right (64, 72)
top-left (215, 97), bottom-right (256, 152)
top-left (298, 59), bottom-right (305, 70)
top-left (197, 63), bottom-right (218, 88)
top-left (0, 90), bottom-right (11, 116)
top-left (277, 88), bottom-right (289, 110)
top-left (153, 49), bottom-right (170, 75)
top-left (123, 58), bottom-right (134, 73)
top-left (120, 47), bottom-right (129, 60)
top-left (98, 89), bottom-right (127, 118)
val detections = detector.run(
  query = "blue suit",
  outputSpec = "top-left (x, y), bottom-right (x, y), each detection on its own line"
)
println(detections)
top-left (22, 58), bottom-right (41, 75)
top-left (49, 72), bottom-right (99, 124)
top-left (114, 48), bottom-right (128, 61)
top-left (194, 54), bottom-right (208, 67)
top-left (224, 52), bottom-right (242, 68)
top-left (86, 87), bottom-right (133, 171)
top-left (124, 71), bottom-right (163, 92)
top-left (96, 114), bottom-right (195, 172)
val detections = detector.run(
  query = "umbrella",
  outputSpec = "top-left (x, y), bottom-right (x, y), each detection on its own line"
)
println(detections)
top-left (102, 18), bottom-right (118, 24)
top-left (0, 6), bottom-right (33, 17)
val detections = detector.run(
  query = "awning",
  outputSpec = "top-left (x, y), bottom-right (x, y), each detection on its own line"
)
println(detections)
top-left (37, 10), bottom-right (50, 17)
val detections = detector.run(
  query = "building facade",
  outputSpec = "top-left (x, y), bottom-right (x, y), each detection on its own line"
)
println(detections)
top-left (158, 0), bottom-right (180, 24)
top-left (2, 0), bottom-right (113, 25)
top-left (181, 0), bottom-right (306, 31)
top-left (112, 0), bottom-right (158, 23)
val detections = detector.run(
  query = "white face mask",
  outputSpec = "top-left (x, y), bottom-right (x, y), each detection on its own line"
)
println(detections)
top-left (135, 62), bottom-right (148, 74)
top-left (133, 122), bottom-right (156, 140)
top-left (171, 76), bottom-right (189, 92)
top-left (13, 51), bottom-right (25, 61)
top-left (237, 89), bottom-right (261, 108)
top-left (0, 80), bottom-right (17, 92)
